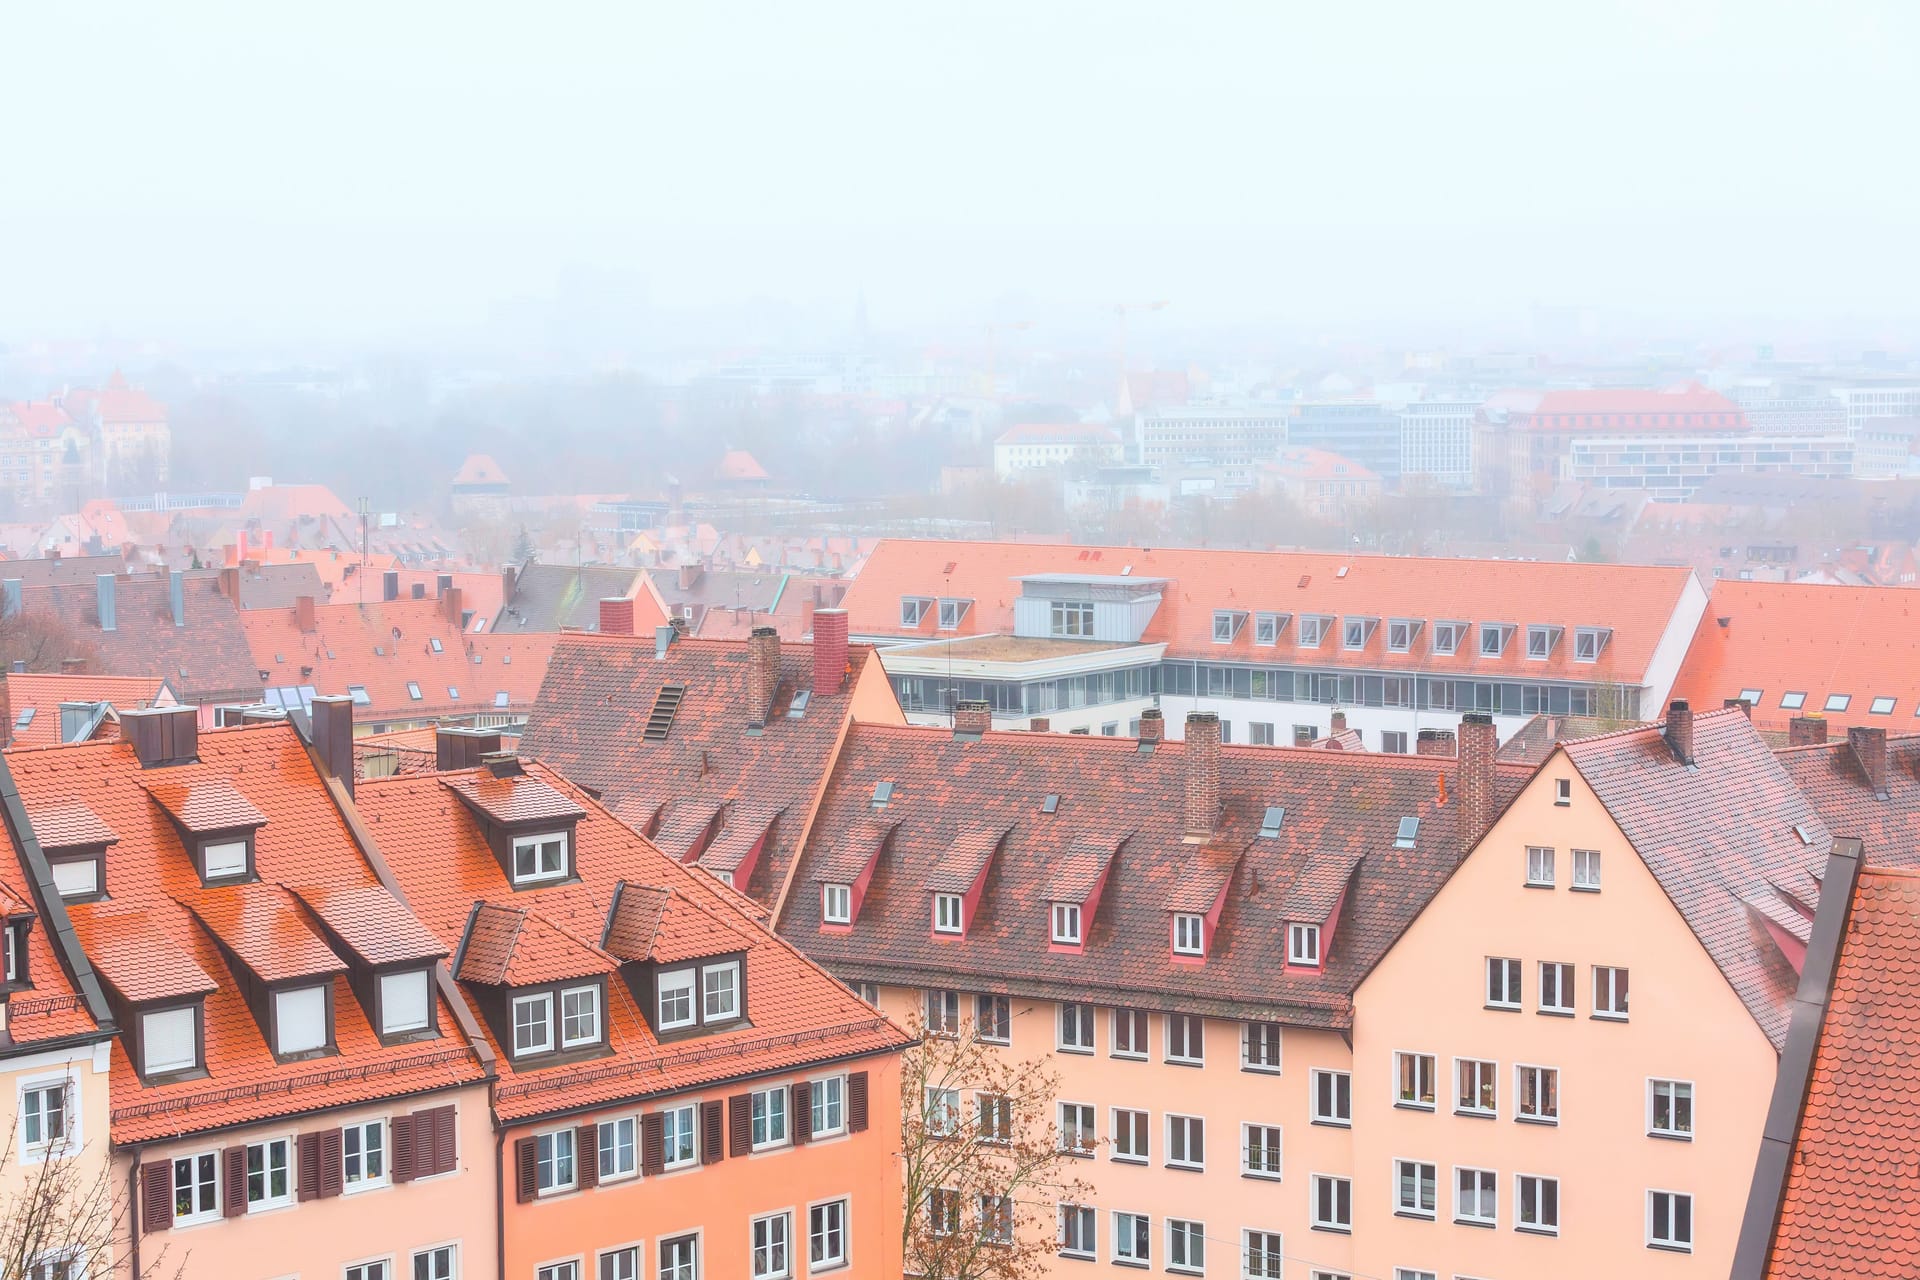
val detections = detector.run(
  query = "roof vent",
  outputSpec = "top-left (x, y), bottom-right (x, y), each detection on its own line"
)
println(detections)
top-left (1793, 822), bottom-right (1816, 845)
top-left (643, 684), bottom-right (687, 741)
top-left (1259, 806), bottom-right (1285, 838)
top-left (1394, 816), bottom-right (1420, 849)
top-left (482, 751), bottom-right (522, 778)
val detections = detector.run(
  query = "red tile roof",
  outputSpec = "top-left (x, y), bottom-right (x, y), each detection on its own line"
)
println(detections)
top-left (2, 673), bottom-right (173, 749)
top-left (355, 760), bottom-right (910, 1122)
top-left (455, 903), bottom-right (614, 986)
top-left (1484, 383), bottom-right (1746, 429)
top-left (144, 777), bottom-right (267, 833)
top-left (1672, 581), bottom-right (1920, 732)
top-left (1764, 866), bottom-right (1920, 1278)
top-left (839, 539), bottom-right (1700, 685)
top-left (26, 801), bottom-right (117, 849)
top-left (5, 723), bottom-right (488, 1142)
top-left (442, 771), bottom-right (585, 827)
top-left (184, 884), bottom-right (348, 984)
top-left (1775, 733), bottom-right (1920, 870)
top-left (780, 722), bottom-right (1531, 1027)
top-left (16, 574), bottom-right (263, 707)
top-left (293, 884), bottom-right (448, 967)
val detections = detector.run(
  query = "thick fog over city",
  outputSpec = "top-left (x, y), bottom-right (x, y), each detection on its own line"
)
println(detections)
top-left (3, 6), bottom-right (1920, 1280)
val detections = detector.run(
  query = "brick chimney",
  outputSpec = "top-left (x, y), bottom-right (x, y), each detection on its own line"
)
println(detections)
top-left (294, 595), bottom-right (316, 633)
top-left (1788, 715), bottom-right (1829, 746)
top-left (679, 561), bottom-right (703, 591)
top-left (1184, 712), bottom-right (1222, 839)
top-left (747, 627), bottom-right (781, 724)
top-left (121, 705), bottom-right (198, 769)
top-left (599, 597), bottom-right (636, 636)
top-left (1665, 700), bottom-right (1695, 765)
top-left (801, 598), bottom-right (816, 638)
top-left (1330, 710), bottom-right (1348, 734)
top-left (811, 608), bottom-right (848, 694)
top-left (1028, 717), bottom-right (1051, 733)
top-left (436, 725), bottom-right (503, 771)
top-left (1138, 708), bottom-right (1164, 743)
top-left (501, 563), bottom-right (518, 603)
top-left (441, 585), bottom-right (465, 629)
top-left (310, 694), bottom-right (355, 797)
top-left (1723, 697), bottom-right (1752, 718)
top-left (218, 565), bottom-right (240, 599)
top-left (1848, 726), bottom-right (1890, 798)
top-left (59, 656), bottom-right (86, 675)
top-left (953, 700), bottom-right (992, 739)
top-left (1456, 712), bottom-right (1497, 846)
top-left (1417, 728), bottom-right (1456, 757)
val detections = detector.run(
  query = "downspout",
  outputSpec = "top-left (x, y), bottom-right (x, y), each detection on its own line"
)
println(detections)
top-left (128, 1151), bottom-right (141, 1280)
top-left (494, 1114), bottom-right (508, 1280)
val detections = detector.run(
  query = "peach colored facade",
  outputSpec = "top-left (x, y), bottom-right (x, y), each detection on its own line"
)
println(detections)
top-left (870, 985), bottom-right (1357, 1279)
top-left (1351, 756), bottom-right (1776, 1279)
top-left (507, 1053), bottom-right (905, 1280)
top-left (0, 1041), bottom-right (115, 1271)
top-left (122, 1084), bottom-right (497, 1280)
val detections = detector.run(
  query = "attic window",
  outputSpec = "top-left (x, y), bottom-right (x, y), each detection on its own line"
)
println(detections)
top-left (407, 682), bottom-right (423, 701)
top-left (1387, 619), bottom-right (1421, 652)
top-left (871, 781), bottom-right (894, 810)
top-left (1780, 691), bottom-right (1806, 710)
top-left (1479, 624), bottom-right (1514, 657)
top-left (429, 638), bottom-right (444, 653)
top-left (511, 832), bottom-right (569, 885)
top-left (1297, 616), bottom-right (1331, 648)
top-left (1172, 913), bottom-right (1204, 956)
top-left (1288, 923), bottom-right (1321, 967)
top-left (938, 599), bottom-right (972, 631)
top-left (1394, 816), bottom-right (1420, 849)
top-left (273, 984), bottom-right (331, 1058)
top-left (1824, 694), bottom-right (1851, 712)
top-left (1253, 613), bottom-right (1287, 646)
top-left (448, 686), bottom-right (460, 700)
top-left (1042, 794), bottom-right (1060, 815)
top-left (140, 1004), bottom-right (201, 1078)
top-left (1342, 617), bottom-right (1377, 650)
top-left (348, 685), bottom-right (371, 707)
top-left (201, 838), bottom-right (250, 884)
top-left (1871, 697), bottom-right (1896, 715)
top-left (901, 597), bottom-right (933, 627)
top-left (1213, 611), bottom-right (1247, 643)
top-left (789, 691), bottom-right (811, 719)
top-left (1432, 622), bottom-right (1466, 655)
top-left (12, 708), bottom-right (32, 730)
top-left (1259, 806), bottom-right (1286, 838)
top-left (1526, 626), bottom-right (1562, 659)
top-left (1050, 902), bottom-right (1082, 946)
top-left (1738, 688), bottom-right (1763, 705)
top-left (822, 884), bottom-right (852, 924)
top-left (1794, 823), bottom-right (1816, 845)
top-left (374, 646), bottom-right (384, 657)
top-left (1573, 627), bottom-right (1610, 662)
top-left (472, 654), bottom-right (483, 665)
top-left (933, 892), bottom-right (963, 934)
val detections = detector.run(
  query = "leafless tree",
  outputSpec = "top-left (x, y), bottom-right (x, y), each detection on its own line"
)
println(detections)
top-left (0, 1104), bottom-right (181, 1279)
top-left (0, 609), bottom-right (100, 675)
top-left (898, 1010), bottom-right (1095, 1280)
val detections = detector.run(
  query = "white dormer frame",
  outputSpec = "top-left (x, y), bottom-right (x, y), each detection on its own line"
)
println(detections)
top-left (1432, 621), bottom-right (1468, 655)
top-left (1341, 617), bottom-right (1378, 651)
top-left (1297, 615), bottom-right (1332, 649)
top-left (1288, 922), bottom-right (1321, 967)
top-left (1253, 612), bottom-right (1288, 646)
top-left (511, 831), bottom-right (570, 885)
top-left (936, 598), bottom-right (972, 631)
top-left (1050, 902), bottom-right (1082, 946)
top-left (1172, 912), bottom-right (1205, 956)
top-left (1479, 623), bottom-right (1515, 657)
top-left (1386, 618), bottom-right (1423, 653)
top-left (1212, 611), bottom-right (1247, 643)
top-left (933, 892), bottom-right (963, 935)
top-left (1526, 625), bottom-right (1563, 660)
top-left (901, 597), bottom-right (934, 627)
top-left (1573, 627), bottom-right (1611, 662)
top-left (822, 883), bottom-right (852, 925)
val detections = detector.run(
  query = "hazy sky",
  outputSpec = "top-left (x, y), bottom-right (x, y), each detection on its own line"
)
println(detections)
top-left (4, 0), bottom-right (1916, 347)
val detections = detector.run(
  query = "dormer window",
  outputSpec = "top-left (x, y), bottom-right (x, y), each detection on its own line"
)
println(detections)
top-left (822, 884), bottom-right (852, 925)
top-left (938, 598), bottom-right (972, 631)
top-left (1051, 903), bottom-right (1082, 946)
top-left (1387, 619), bottom-right (1421, 652)
top-left (901, 597), bottom-right (933, 627)
top-left (1342, 617), bottom-right (1377, 650)
top-left (1573, 627), bottom-right (1610, 662)
top-left (48, 851), bottom-right (104, 900)
top-left (1049, 601), bottom-right (1094, 637)
top-left (139, 1004), bottom-right (202, 1078)
top-left (1297, 615), bottom-right (1330, 648)
top-left (1432, 621), bottom-right (1466, 655)
top-left (651, 959), bottom-right (745, 1035)
top-left (1213, 611), bottom-right (1246, 643)
top-left (1526, 626), bottom-right (1562, 659)
top-left (512, 991), bottom-right (555, 1055)
top-left (272, 983), bottom-right (332, 1059)
top-left (561, 984), bottom-right (602, 1047)
top-left (1288, 923), bottom-right (1321, 967)
top-left (512, 832), bottom-right (569, 886)
top-left (656, 970), bottom-right (695, 1031)
top-left (1253, 612), bottom-right (1286, 646)
top-left (377, 969), bottom-right (433, 1038)
top-left (3, 922), bottom-right (24, 985)
top-left (1479, 624), bottom-right (1514, 657)
top-left (202, 837), bottom-right (249, 883)
top-left (933, 893), bottom-right (963, 935)
top-left (702, 962), bottom-right (740, 1022)
top-left (1173, 913), bottom-right (1204, 957)
top-left (510, 979), bottom-right (609, 1057)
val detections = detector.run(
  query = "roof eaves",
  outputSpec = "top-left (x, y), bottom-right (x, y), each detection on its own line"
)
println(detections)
top-left (0, 753), bottom-right (115, 1032)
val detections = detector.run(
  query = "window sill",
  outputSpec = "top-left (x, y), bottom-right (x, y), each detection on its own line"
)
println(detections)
top-left (1111, 1154), bottom-right (1148, 1166)
top-left (1648, 1130), bottom-right (1693, 1142)
top-left (1058, 1251), bottom-right (1094, 1263)
top-left (1310, 1224), bottom-right (1351, 1236)
top-left (1393, 1101), bottom-right (1436, 1113)
top-left (1570, 885), bottom-right (1601, 894)
top-left (1163, 1059), bottom-right (1204, 1069)
top-left (1169, 1268), bottom-right (1203, 1277)
top-left (1484, 1003), bottom-right (1521, 1013)
top-left (1112, 1260), bottom-right (1149, 1270)
top-left (1310, 1118), bottom-right (1352, 1129)
top-left (1057, 1046), bottom-right (1094, 1056)
top-left (1523, 881), bottom-right (1556, 891)
top-left (1240, 1064), bottom-right (1283, 1075)
top-left (1454, 1218), bottom-right (1495, 1230)
top-left (1453, 1108), bottom-right (1495, 1120)
top-left (1164, 1162), bottom-right (1203, 1173)
top-left (1591, 1013), bottom-right (1629, 1024)
top-left (1515, 1115), bottom-right (1559, 1126)
top-left (1060, 1149), bottom-right (1094, 1160)
top-left (1241, 1170), bottom-right (1283, 1182)
top-left (1648, 1244), bottom-right (1693, 1255)
top-left (1537, 1008), bottom-right (1574, 1018)
top-left (1517, 1226), bottom-right (1559, 1237)
top-left (1393, 1210), bottom-right (1437, 1221)
top-left (1109, 1051), bottom-right (1148, 1062)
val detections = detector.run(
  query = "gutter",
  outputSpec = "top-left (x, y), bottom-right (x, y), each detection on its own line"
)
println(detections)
top-left (1728, 836), bottom-right (1864, 1279)
top-left (0, 752), bottom-right (117, 1031)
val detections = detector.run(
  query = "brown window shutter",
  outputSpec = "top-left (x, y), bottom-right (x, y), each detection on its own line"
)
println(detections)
top-left (701, 1100), bottom-right (724, 1165)
top-left (514, 1136), bottom-right (538, 1203)
top-left (792, 1081), bottom-right (813, 1145)
top-left (728, 1093), bottom-right (752, 1158)
top-left (296, 1132), bottom-right (322, 1202)
top-left (578, 1123), bottom-right (600, 1189)
top-left (222, 1147), bottom-right (248, 1217)
top-left (848, 1071), bottom-right (870, 1133)
top-left (140, 1162), bottom-right (173, 1234)
top-left (318, 1128), bottom-right (345, 1199)
top-left (391, 1114), bottom-right (417, 1183)
top-left (429, 1104), bottom-right (457, 1176)
top-left (641, 1113), bottom-right (665, 1176)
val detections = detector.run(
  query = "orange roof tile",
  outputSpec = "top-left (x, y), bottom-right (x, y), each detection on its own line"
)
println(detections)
top-left (26, 801), bottom-right (116, 849)
top-left (2, 674), bottom-right (170, 749)
top-left (442, 771), bottom-right (586, 827)
top-left (73, 909), bottom-right (220, 1004)
top-left (293, 883), bottom-right (449, 966)
top-left (144, 777), bottom-right (267, 833)
top-left (184, 884), bottom-right (348, 985)
top-left (455, 903), bottom-right (614, 986)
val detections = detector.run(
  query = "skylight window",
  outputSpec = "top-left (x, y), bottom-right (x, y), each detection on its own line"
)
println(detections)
top-left (1738, 688), bottom-right (1763, 705)
top-left (1259, 806), bottom-right (1286, 839)
top-left (1824, 694), bottom-right (1851, 712)
top-left (429, 637), bottom-right (444, 653)
top-left (13, 708), bottom-right (33, 730)
top-left (872, 781), bottom-right (894, 810)
top-left (406, 682), bottom-right (423, 701)
top-left (789, 690), bottom-right (811, 718)
top-left (1780, 691), bottom-right (1806, 710)
top-left (1794, 823), bottom-right (1816, 845)
top-left (447, 686), bottom-right (460, 700)
top-left (348, 685), bottom-right (371, 706)
top-left (1041, 794), bottom-right (1060, 814)
top-left (494, 692), bottom-right (510, 708)
top-left (1871, 697), bottom-right (1896, 715)
top-left (1394, 816), bottom-right (1420, 849)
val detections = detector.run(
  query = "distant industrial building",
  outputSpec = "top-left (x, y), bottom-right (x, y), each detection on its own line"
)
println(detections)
top-left (1398, 399), bottom-right (1477, 487)
top-left (1132, 406), bottom-right (1288, 489)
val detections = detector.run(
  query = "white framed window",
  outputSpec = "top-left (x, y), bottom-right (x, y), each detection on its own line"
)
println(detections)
top-left (811, 1074), bottom-right (846, 1136)
top-left (1554, 776), bottom-right (1571, 805)
top-left (1168, 1218), bottom-right (1204, 1274)
top-left (1485, 957), bottom-right (1521, 1009)
top-left (1539, 962), bottom-right (1575, 1015)
top-left (1243, 1021), bottom-right (1282, 1072)
top-left (1112, 1008), bottom-right (1149, 1058)
top-left (1650, 1079), bottom-right (1694, 1138)
top-left (597, 1116), bottom-right (637, 1182)
top-left (937, 598), bottom-right (970, 631)
top-left (660, 1104), bottom-right (697, 1169)
top-left (1213, 611), bottom-right (1244, 642)
top-left (511, 832), bottom-right (568, 884)
top-left (975, 993), bottom-right (1010, 1043)
top-left (406, 682), bottom-right (424, 701)
top-left (1525, 626), bottom-right (1559, 659)
top-left (925, 989), bottom-right (960, 1036)
top-left (1381, 730), bottom-right (1408, 754)
top-left (414, 1245), bottom-right (457, 1280)
top-left (1517, 1064), bottom-right (1559, 1123)
top-left (1394, 1160), bottom-right (1437, 1218)
top-left (1574, 627), bottom-right (1608, 661)
top-left (1572, 848), bottom-right (1602, 890)
top-left (1432, 621), bottom-right (1465, 655)
top-left (658, 1237), bottom-right (698, 1280)
top-left (980, 1193), bottom-right (1013, 1245)
top-left (1648, 1190), bottom-right (1693, 1251)
top-left (1114, 1211), bottom-right (1150, 1264)
top-left (172, 1150), bottom-right (219, 1225)
top-left (344, 1119), bottom-right (387, 1191)
top-left (656, 970), bottom-right (695, 1031)
top-left (1873, 696), bottom-right (1897, 715)
top-left (1394, 1052), bottom-right (1435, 1109)
top-left (901, 597), bottom-right (932, 628)
top-left (347, 1261), bottom-right (394, 1280)
top-left (821, 883), bottom-right (851, 924)
top-left (1517, 1174), bottom-right (1559, 1234)
top-left (933, 893), bottom-right (963, 934)
top-left (535, 1127), bottom-right (575, 1194)
top-left (1245, 1229), bottom-right (1285, 1278)
top-left (1111, 1107), bottom-right (1148, 1162)
top-left (141, 1005), bottom-right (198, 1075)
top-left (1050, 601), bottom-right (1094, 637)
top-left (1594, 965), bottom-right (1630, 1019)
top-left (1166, 1013), bottom-right (1203, 1065)
top-left (246, 1136), bottom-right (291, 1209)
top-left (379, 969), bottom-right (431, 1036)
top-left (701, 963), bottom-right (739, 1022)
top-left (1479, 623), bottom-right (1512, 656)
top-left (1312, 1175), bottom-right (1352, 1231)
top-left (809, 1199), bottom-right (848, 1270)
top-left (1525, 846), bottom-right (1555, 887)
top-left (751, 1086), bottom-right (788, 1149)
top-left (1173, 913), bottom-right (1205, 956)
top-left (513, 992), bottom-right (555, 1055)
top-left (274, 984), bottom-right (328, 1056)
top-left (202, 839), bottom-right (248, 881)
top-left (1060, 1204), bottom-right (1096, 1258)
top-left (1455, 1058), bottom-right (1496, 1116)
top-left (976, 1091), bottom-right (1011, 1143)
top-left (1394, 1272), bottom-right (1435, 1280)
top-left (19, 1078), bottom-right (72, 1159)
top-left (1243, 1123), bottom-right (1283, 1177)
top-left (1167, 1114), bottom-right (1204, 1169)
top-left (1288, 923), bottom-right (1321, 966)
top-left (1297, 616), bottom-right (1329, 648)
top-left (750, 1211), bottom-right (791, 1278)
top-left (1059, 1102), bottom-right (1094, 1154)
top-left (1312, 1070), bottom-right (1352, 1126)
top-left (1341, 617), bottom-right (1373, 650)
top-left (1254, 613), bottom-right (1284, 646)
top-left (1455, 1166), bottom-right (1496, 1226)
top-left (1387, 619), bottom-right (1419, 652)
top-left (597, 1247), bottom-right (636, 1280)
top-left (50, 859), bottom-right (97, 898)
top-left (1059, 1002), bottom-right (1095, 1052)
top-left (923, 1086), bottom-right (959, 1137)
top-left (1050, 902), bottom-right (1082, 946)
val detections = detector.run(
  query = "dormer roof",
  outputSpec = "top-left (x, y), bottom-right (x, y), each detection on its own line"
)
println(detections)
top-left (1044, 836), bottom-right (1121, 904)
top-left (27, 801), bottom-right (116, 850)
top-left (652, 799), bottom-right (724, 862)
top-left (73, 908), bottom-right (220, 1004)
top-left (700, 804), bottom-right (785, 879)
top-left (144, 777), bottom-right (267, 833)
top-left (441, 772), bottom-right (585, 828)
top-left (184, 884), bottom-right (347, 985)
top-left (456, 901), bottom-right (616, 986)
top-left (812, 819), bottom-right (896, 884)
top-left (925, 825), bottom-right (1007, 894)
top-left (1278, 849), bottom-right (1364, 922)
top-left (291, 884), bottom-right (449, 967)
top-left (603, 882), bottom-right (755, 964)
top-left (1166, 843), bottom-right (1241, 913)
